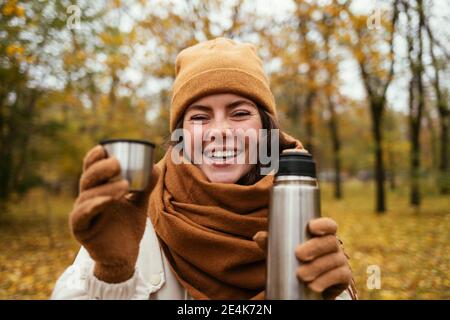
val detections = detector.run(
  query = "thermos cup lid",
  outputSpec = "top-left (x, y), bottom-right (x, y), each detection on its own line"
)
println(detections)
top-left (276, 150), bottom-right (317, 178)
top-left (99, 138), bottom-right (155, 148)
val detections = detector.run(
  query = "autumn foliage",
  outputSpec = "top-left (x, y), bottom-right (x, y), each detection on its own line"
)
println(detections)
top-left (0, 0), bottom-right (448, 299)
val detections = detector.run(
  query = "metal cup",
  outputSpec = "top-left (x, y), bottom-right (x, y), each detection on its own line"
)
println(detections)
top-left (99, 138), bottom-right (155, 192)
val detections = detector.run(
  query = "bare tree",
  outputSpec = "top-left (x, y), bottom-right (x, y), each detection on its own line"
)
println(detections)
top-left (347, 1), bottom-right (400, 213)
top-left (322, 12), bottom-right (343, 199)
top-left (403, 0), bottom-right (426, 206)
top-left (423, 8), bottom-right (450, 194)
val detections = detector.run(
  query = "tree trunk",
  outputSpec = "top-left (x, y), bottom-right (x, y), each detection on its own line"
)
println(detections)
top-left (388, 149), bottom-right (396, 190)
top-left (408, 72), bottom-right (421, 206)
top-left (424, 14), bottom-right (450, 194)
top-left (406, 0), bottom-right (425, 207)
top-left (410, 118), bottom-right (421, 206)
top-left (327, 97), bottom-right (342, 199)
top-left (424, 105), bottom-right (439, 170)
top-left (438, 106), bottom-right (450, 194)
top-left (371, 102), bottom-right (386, 213)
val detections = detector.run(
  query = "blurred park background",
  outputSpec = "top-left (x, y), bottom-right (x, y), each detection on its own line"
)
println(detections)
top-left (0, 0), bottom-right (449, 299)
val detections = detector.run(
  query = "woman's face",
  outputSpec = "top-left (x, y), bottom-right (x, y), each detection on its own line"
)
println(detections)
top-left (182, 93), bottom-right (262, 184)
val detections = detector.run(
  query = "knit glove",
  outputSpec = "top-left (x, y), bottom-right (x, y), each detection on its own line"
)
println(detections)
top-left (253, 217), bottom-right (357, 300)
top-left (69, 145), bottom-right (160, 283)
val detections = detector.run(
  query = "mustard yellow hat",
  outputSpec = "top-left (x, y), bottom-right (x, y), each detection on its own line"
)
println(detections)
top-left (170, 37), bottom-right (277, 132)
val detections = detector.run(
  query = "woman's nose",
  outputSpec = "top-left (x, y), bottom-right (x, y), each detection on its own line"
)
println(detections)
top-left (205, 120), bottom-right (235, 141)
top-left (213, 118), bottom-right (232, 130)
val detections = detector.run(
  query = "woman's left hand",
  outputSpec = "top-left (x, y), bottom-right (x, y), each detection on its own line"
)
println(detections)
top-left (295, 217), bottom-right (352, 299)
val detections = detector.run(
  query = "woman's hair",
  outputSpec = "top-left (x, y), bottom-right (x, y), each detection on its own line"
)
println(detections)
top-left (166, 104), bottom-right (297, 185)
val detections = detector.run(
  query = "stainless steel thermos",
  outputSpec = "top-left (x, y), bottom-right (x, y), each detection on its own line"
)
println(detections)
top-left (266, 150), bottom-right (322, 300)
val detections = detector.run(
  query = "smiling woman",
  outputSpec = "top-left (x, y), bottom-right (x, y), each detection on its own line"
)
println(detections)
top-left (51, 37), bottom-right (355, 300)
top-left (183, 94), bottom-right (263, 184)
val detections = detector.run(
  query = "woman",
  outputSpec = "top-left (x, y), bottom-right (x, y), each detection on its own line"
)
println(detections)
top-left (52, 37), bottom-right (356, 300)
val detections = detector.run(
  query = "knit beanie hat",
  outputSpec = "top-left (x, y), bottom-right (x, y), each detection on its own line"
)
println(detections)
top-left (169, 37), bottom-right (277, 132)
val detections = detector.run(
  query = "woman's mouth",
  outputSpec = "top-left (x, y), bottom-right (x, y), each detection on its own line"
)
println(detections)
top-left (203, 149), bottom-right (244, 166)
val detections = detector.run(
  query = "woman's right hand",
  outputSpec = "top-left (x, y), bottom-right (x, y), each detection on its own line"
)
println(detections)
top-left (69, 145), bottom-right (160, 283)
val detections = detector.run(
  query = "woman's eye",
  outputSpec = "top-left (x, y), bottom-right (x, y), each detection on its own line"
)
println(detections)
top-left (232, 111), bottom-right (251, 117)
top-left (190, 115), bottom-right (208, 121)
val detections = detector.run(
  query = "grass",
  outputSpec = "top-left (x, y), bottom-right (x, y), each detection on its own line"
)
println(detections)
top-left (0, 181), bottom-right (448, 299)
top-left (0, 190), bottom-right (78, 299)
top-left (321, 180), bottom-right (450, 299)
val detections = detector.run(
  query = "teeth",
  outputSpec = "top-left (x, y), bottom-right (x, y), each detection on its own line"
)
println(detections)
top-left (206, 150), bottom-right (241, 159)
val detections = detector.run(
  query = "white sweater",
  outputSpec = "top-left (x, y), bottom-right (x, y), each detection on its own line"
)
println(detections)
top-left (51, 218), bottom-right (352, 300)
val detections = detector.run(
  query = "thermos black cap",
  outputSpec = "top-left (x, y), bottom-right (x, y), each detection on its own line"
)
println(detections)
top-left (276, 150), bottom-right (317, 178)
